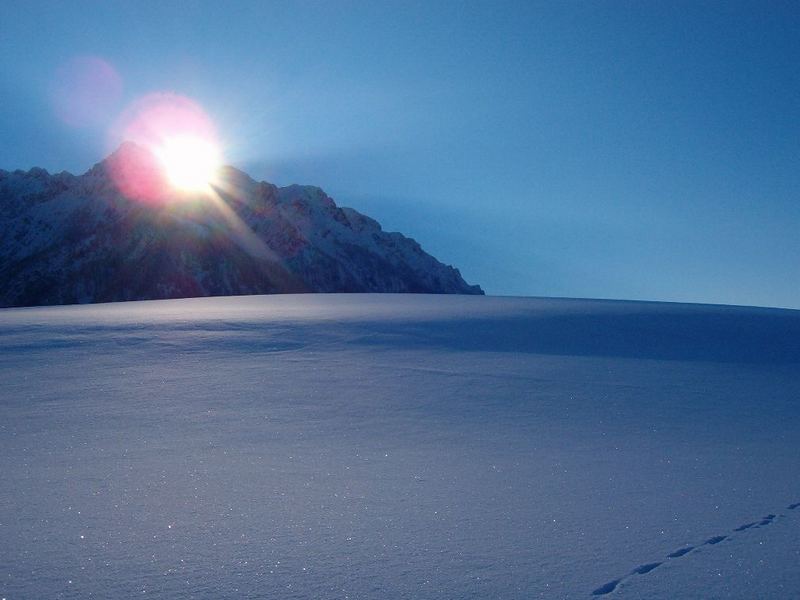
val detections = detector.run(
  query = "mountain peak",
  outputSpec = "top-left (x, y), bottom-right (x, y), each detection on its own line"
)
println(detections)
top-left (87, 140), bottom-right (147, 172)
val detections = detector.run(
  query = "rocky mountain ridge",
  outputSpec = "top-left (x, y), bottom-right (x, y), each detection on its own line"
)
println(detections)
top-left (0, 143), bottom-right (482, 307)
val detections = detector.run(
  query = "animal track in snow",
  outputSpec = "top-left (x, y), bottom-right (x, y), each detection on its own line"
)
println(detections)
top-left (631, 562), bottom-right (661, 574)
top-left (591, 579), bottom-right (622, 596)
top-left (591, 502), bottom-right (798, 596)
top-left (704, 535), bottom-right (727, 545)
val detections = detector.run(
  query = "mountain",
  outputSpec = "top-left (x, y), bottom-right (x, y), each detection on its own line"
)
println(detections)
top-left (0, 143), bottom-right (482, 307)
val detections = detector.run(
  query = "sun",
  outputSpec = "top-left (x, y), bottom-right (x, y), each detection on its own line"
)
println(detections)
top-left (154, 135), bottom-right (221, 192)
top-left (109, 93), bottom-right (227, 201)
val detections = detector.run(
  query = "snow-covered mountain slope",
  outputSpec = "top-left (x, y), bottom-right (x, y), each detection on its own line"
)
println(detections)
top-left (0, 144), bottom-right (482, 307)
top-left (1, 294), bottom-right (799, 599)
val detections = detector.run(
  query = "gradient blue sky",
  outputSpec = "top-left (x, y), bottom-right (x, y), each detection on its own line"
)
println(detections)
top-left (1, 1), bottom-right (798, 307)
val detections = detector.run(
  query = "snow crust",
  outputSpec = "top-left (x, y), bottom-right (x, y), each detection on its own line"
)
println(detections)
top-left (1, 294), bottom-right (798, 598)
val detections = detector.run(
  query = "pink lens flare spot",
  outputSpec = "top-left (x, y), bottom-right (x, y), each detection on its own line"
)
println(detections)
top-left (105, 142), bottom-right (170, 204)
top-left (114, 92), bottom-right (219, 151)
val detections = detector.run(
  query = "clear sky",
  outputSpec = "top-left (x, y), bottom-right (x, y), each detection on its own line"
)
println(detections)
top-left (1, 1), bottom-right (798, 308)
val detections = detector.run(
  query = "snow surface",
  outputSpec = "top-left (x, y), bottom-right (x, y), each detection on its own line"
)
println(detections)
top-left (1, 294), bottom-right (799, 599)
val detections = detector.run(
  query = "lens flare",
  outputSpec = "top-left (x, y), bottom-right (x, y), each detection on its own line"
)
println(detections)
top-left (109, 93), bottom-right (223, 200)
top-left (103, 92), bottom-right (278, 262)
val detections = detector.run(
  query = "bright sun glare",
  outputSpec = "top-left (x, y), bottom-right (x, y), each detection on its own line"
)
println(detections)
top-left (155, 136), bottom-right (221, 192)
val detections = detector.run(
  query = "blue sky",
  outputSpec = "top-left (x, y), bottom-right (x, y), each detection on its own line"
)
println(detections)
top-left (1, 1), bottom-right (798, 307)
